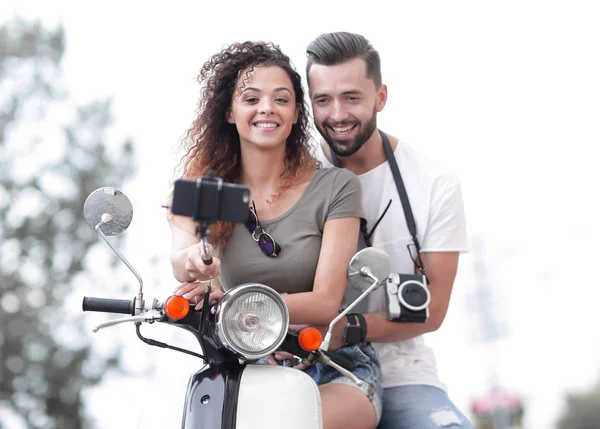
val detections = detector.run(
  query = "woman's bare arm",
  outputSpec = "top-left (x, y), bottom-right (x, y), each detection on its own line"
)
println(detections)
top-left (282, 216), bottom-right (360, 325)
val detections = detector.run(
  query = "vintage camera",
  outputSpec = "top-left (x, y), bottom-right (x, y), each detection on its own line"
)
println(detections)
top-left (385, 273), bottom-right (430, 323)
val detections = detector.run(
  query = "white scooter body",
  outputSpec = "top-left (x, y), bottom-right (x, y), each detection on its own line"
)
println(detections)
top-left (236, 365), bottom-right (322, 429)
top-left (137, 364), bottom-right (322, 429)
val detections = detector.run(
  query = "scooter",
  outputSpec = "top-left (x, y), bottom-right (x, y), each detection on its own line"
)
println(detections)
top-left (81, 186), bottom-right (391, 429)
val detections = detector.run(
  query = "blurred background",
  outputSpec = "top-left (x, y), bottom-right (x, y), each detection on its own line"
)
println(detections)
top-left (1, 1), bottom-right (599, 428)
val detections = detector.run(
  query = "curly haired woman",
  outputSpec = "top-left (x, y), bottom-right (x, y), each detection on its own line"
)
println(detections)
top-left (168, 41), bottom-right (382, 429)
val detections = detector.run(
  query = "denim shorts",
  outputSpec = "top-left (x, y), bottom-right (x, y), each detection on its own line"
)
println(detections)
top-left (258, 342), bottom-right (383, 423)
top-left (306, 342), bottom-right (382, 423)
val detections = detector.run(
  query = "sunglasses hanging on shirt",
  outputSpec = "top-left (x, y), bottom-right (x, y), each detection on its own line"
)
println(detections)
top-left (245, 200), bottom-right (281, 257)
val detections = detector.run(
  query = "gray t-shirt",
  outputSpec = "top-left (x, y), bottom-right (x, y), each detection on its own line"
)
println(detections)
top-left (219, 168), bottom-right (363, 294)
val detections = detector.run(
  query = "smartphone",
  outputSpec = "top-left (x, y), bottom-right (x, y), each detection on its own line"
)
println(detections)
top-left (171, 176), bottom-right (250, 224)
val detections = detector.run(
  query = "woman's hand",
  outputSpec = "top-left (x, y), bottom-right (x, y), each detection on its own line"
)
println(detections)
top-left (184, 242), bottom-right (221, 281)
top-left (173, 280), bottom-right (223, 310)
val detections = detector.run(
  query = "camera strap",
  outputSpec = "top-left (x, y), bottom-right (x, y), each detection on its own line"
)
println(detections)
top-left (328, 129), bottom-right (427, 276)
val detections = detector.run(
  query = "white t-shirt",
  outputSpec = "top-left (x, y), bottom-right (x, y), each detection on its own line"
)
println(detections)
top-left (316, 139), bottom-right (468, 390)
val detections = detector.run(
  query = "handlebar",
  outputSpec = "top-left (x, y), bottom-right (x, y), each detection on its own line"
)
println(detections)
top-left (82, 296), bottom-right (135, 315)
top-left (281, 331), bottom-right (355, 372)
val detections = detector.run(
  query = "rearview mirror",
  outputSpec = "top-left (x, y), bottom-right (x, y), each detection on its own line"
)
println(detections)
top-left (347, 247), bottom-right (391, 292)
top-left (83, 187), bottom-right (133, 236)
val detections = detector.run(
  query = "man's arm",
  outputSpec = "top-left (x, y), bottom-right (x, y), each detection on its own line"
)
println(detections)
top-left (358, 171), bottom-right (467, 343)
top-left (324, 251), bottom-right (459, 349)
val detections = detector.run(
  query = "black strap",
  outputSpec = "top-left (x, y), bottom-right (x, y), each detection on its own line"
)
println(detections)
top-left (380, 133), bottom-right (419, 248)
top-left (329, 130), bottom-right (427, 277)
top-left (344, 314), bottom-right (361, 346)
top-left (354, 312), bottom-right (367, 342)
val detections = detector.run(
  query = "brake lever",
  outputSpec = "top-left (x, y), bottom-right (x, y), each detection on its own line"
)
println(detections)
top-left (92, 309), bottom-right (163, 333)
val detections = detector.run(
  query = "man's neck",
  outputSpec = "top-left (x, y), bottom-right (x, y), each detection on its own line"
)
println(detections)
top-left (323, 130), bottom-right (397, 176)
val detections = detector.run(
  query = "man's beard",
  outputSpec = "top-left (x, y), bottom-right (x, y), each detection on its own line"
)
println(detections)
top-left (317, 111), bottom-right (377, 158)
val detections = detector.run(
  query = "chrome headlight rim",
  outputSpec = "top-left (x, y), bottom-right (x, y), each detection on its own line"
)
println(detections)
top-left (216, 283), bottom-right (289, 360)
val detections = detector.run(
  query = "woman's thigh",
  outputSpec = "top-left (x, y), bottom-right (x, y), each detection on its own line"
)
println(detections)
top-left (320, 383), bottom-right (377, 429)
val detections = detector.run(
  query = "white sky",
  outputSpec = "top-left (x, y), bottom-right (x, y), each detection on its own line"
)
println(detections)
top-left (2, 1), bottom-right (600, 428)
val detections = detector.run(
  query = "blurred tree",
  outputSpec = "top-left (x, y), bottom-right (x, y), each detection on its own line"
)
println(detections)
top-left (556, 380), bottom-right (600, 429)
top-left (0, 19), bottom-right (135, 429)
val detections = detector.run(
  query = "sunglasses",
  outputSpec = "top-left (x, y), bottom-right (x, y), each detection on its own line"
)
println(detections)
top-left (245, 201), bottom-right (281, 257)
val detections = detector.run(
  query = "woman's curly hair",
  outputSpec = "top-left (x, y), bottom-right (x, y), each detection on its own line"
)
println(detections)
top-left (175, 41), bottom-right (319, 248)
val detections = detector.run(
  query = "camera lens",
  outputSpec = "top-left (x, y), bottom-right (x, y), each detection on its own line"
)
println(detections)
top-left (398, 281), bottom-right (430, 311)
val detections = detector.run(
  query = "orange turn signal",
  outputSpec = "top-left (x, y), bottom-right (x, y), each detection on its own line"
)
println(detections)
top-left (164, 295), bottom-right (190, 320)
top-left (298, 327), bottom-right (323, 352)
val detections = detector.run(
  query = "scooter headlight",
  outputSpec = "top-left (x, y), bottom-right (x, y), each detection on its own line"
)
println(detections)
top-left (215, 284), bottom-right (289, 360)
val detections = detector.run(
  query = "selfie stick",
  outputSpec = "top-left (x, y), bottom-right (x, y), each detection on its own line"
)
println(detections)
top-left (193, 173), bottom-right (223, 265)
top-left (195, 223), bottom-right (213, 265)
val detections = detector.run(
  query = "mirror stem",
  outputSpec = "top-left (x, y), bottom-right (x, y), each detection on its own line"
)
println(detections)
top-left (95, 214), bottom-right (145, 314)
top-left (321, 269), bottom-right (380, 352)
top-left (318, 353), bottom-right (363, 386)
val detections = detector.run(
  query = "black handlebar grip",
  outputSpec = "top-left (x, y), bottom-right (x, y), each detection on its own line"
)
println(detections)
top-left (280, 331), bottom-right (311, 359)
top-left (82, 297), bottom-right (135, 315)
top-left (323, 350), bottom-right (356, 371)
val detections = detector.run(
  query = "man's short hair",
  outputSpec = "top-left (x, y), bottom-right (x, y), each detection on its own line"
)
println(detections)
top-left (306, 32), bottom-right (382, 87)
